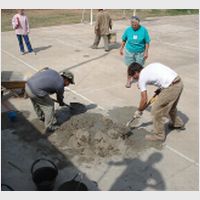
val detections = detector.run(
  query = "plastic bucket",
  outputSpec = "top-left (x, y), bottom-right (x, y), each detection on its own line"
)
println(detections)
top-left (7, 111), bottom-right (17, 122)
top-left (57, 180), bottom-right (88, 191)
top-left (108, 32), bottom-right (117, 44)
top-left (31, 158), bottom-right (58, 191)
top-left (1, 184), bottom-right (14, 191)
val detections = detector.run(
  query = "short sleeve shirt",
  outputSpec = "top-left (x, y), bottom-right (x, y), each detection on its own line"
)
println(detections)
top-left (27, 68), bottom-right (64, 100)
top-left (138, 63), bottom-right (178, 92)
top-left (122, 25), bottom-right (151, 53)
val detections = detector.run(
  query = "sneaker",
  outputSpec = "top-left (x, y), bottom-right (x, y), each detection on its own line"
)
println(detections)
top-left (125, 82), bottom-right (131, 88)
top-left (20, 51), bottom-right (25, 55)
top-left (90, 45), bottom-right (98, 49)
top-left (145, 134), bottom-right (165, 142)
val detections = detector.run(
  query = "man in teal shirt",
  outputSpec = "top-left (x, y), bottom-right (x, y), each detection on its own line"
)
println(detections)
top-left (120, 16), bottom-right (151, 88)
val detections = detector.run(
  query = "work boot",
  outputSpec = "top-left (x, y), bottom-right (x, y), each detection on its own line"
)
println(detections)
top-left (168, 123), bottom-right (185, 131)
top-left (45, 125), bottom-right (59, 133)
top-left (145, 134), bottom-right (165, 142)
top-left (39, 117), bottom-right (45, 122)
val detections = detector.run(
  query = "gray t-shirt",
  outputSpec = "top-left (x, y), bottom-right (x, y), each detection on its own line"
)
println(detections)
top-left (27, 68), bottom-right (64, 103)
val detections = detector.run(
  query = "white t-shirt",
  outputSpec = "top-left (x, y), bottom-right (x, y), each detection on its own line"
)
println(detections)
top-left (138, 63), bottom-right (178, 92)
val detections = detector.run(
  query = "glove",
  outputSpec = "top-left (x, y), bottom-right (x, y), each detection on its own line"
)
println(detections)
top-left (133, 110), bottom-right (143, 119)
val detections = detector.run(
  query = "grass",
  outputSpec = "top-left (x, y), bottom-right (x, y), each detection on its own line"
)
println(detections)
top-left (1, 9), bottom-right (199, 32)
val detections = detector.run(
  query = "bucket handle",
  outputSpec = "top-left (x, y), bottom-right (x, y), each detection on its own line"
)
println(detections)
top-left (31, 158), bottom-right (58, 176)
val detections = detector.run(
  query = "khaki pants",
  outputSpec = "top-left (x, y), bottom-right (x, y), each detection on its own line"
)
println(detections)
top-left (151, 77), bottom-right (184, 138)
top-left (25, 84), bottom-right (57, 129)
top-left (92, 34), bottom-right (109, 51)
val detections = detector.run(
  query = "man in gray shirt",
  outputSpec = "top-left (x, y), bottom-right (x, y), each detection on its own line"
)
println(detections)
top-left (25, 68), bottom-right (75, 133)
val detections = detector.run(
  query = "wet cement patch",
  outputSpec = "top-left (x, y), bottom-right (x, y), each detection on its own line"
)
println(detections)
top-left (108, 106), bottom-right (138, 125)
top-left (48, 107), bottom-right (162, 163)
top-left (2, 105), bottom-right (162, 167)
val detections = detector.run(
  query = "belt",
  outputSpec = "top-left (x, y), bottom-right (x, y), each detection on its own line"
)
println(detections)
top-left (170, 76), bottom-right (181, 86)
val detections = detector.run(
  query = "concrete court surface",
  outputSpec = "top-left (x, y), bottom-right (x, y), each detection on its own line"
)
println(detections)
top-left (1, 14), bottom-right (199, 190)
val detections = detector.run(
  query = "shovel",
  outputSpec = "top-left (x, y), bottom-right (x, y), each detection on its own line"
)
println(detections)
top-left (126, 89), bottom-right (161, 128)
top-left (51, 98), bottom-right (73, 110)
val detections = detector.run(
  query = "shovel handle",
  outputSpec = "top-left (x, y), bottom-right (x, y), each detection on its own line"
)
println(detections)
top-left (51, 98), bottom-right (72, 109)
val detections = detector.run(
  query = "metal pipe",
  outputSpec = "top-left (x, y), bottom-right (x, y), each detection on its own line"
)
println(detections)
top-left (90, 9), bottom-right (93, 25)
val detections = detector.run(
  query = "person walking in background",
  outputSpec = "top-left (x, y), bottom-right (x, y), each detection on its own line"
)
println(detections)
top-left (120, 16), bottom-right (151, 88)
top-left (12, 9), bottom-right (33, 55)
top-left (91, 9), bottom-right (112, 52)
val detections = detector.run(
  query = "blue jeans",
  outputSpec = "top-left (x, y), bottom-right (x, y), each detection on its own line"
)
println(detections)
top-left (16, 34), bottom-right (33, 53)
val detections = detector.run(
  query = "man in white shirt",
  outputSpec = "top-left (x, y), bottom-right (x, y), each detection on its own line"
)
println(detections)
top-left (128, 62), bottom-right (185, 142)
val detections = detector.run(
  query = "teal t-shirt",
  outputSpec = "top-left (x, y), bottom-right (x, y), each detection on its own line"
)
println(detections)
top-left (122, 25), bottom-right (151, 53)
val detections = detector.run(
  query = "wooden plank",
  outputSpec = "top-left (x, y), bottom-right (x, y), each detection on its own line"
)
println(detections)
top-left (1, 81), bottom-right (26, 89)
top-left (1, 71), bottom-right (27, 89)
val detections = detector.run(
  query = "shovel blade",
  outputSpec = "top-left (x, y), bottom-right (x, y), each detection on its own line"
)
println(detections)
top-left (126, 117), bottom-right (141, 128)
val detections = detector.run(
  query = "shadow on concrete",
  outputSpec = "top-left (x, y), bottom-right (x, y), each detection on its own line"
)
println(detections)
top-left (164, 110), bottom-right (189, 137)
top-left (109, 42), bottom-right (121, 50)
top-left (133, 121), bottom-right (153, 129)
top-left (66, 53), bottom-right (109, 71)
top-left (177, 110), bottom-right (189, 125)
top-left (1, 100), bottom-right (99, 191)
top-left (55, 103), bottom-right (97, 127)
top-left (145, 107), bottom-right (188, 126)
top-left (108, 152), bottom-right (166, 191)
top-left (33, 45), bottom-right (52, 53)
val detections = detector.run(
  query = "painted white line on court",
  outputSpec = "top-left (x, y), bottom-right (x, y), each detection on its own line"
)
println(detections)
top-left (2, 49), bottom-right (105, 111)
top-left (77, 83), bottom-right (122, 94)
top-left (154, 40), bottom-right (198, 51)
top-left (165, 145), bottom-right (199, 166)
top-left (65, 87), bottom-right (106, 111)
top-left (1, 49), bottom-right (38, 72)
top-left (3, 49), bottom-right (198, 166)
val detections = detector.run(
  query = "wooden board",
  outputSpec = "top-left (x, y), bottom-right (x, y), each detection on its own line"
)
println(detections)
top-left (1, 71), bottom-right (27, 89)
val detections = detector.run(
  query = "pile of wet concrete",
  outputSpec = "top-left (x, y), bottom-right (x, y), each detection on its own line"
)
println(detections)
top-left (49, 112), bottom-right (161, 162)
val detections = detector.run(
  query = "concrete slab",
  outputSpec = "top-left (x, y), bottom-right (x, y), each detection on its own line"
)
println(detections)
top-left (1, 14), bottom-right (199, 190)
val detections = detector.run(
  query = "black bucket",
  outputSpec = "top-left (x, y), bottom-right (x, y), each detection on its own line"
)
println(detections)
top-left (57, 173), bottom-right (88, 191)
top-left (1, 184), bottom-right (14, 191)
top-left (58, 180), bottom-right (88, 191)
top-left (31, 158), bottom-right (58, 191)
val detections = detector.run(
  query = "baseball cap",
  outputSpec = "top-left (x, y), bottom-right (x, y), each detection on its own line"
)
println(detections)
top-left (60, 70), bottom-right (75, 84)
